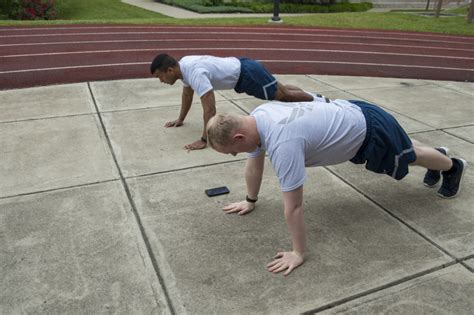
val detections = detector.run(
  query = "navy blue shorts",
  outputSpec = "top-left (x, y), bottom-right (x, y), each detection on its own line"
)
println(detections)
top-left (349, 100), bottom-right (417, 180)
top-left (234, 58), bottom-right (278, 100)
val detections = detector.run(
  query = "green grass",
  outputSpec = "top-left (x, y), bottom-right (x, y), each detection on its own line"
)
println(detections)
top-left (55, 0), bottom-right (168, 20)
top-left (446, 4), bottom-right (470, 14)
top-left (0, 0), bottom-right (473, 36)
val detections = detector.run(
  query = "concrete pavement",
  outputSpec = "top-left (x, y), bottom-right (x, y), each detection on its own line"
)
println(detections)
top-left (1, 75), bottom-right (473, 313)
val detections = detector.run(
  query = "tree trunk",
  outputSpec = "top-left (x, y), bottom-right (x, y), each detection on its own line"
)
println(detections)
top-left (467, 0), bottom-right (474, 24)
top-left (426, 0), bottom-right (431, 11)
top-left (435, 0), bottom-right (443, 18)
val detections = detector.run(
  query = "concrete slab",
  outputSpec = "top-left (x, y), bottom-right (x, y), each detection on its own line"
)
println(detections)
top-left (274, 74), bottom-right (338, 93)
top-left (0, 115), bottom-right (118, 198)
top-left (346, 84), bottom-right (474, 129)
top-left (0, 83), bottom-right (95, 122)
top-left (127, 161), bottom-right (452, 313)
top-left (328, 130), bottom-right (473, 258)
top-left (91, 78), bottom-right (225, 112)
top-left (322, 264), bottom-right (474, 314)
top-left (0, 181), bottom-right (169, 314)
top-left (101, 100), bottom-right (245, 177)
top-left (430, 80), bottom-right (474, 97)
top-left (446, 125), bottom-right (474, 143)
top-left (216, 89), bottom-right (253, 101)
top-left (465, 258), bottom-right (474, 270)
top-left (311, 75), bottom-right (429, 91)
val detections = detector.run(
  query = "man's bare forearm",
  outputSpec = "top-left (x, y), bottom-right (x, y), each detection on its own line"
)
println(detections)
top-left (283, 187), bottom-right (307, 256)
top-left (201, 91), bottom-right (216, 138)
top-left (245, 154), bottom-right (265, 200)
top-left (178, 87), bottom-right (194, 121)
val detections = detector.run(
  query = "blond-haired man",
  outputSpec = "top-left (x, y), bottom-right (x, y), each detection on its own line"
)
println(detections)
top-left (206, 99), bottom-right (466, 276)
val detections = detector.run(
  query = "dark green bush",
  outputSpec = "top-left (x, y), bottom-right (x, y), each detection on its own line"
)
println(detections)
top-left (0, 0), bottom-right (13, 14)
top-left (3, 0), bottom-right (57, 20)
top-left (159, 0), bottom-right (372, 14)
top-left (201, 0), bottom-right (223, 7)
top-left (228, 1), bottom-right (372, 14)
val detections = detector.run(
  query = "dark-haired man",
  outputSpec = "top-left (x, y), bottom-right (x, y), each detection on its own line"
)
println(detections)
top-left (150, 53), bottom-right (314, 151)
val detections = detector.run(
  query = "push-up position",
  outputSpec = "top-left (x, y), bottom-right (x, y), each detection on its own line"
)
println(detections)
top-left (206, 98), bottom-right (467, 276)
top-left (150, 54), bottom-right (313, 151)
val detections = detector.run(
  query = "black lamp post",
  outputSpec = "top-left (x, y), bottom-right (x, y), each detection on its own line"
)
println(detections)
top-left (271, 0), bottom-right (281, 22)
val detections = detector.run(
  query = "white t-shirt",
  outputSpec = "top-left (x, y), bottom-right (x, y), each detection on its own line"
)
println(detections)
top-left (249, 99), bottom-right (367, 192)
top-left (179, 55), bottom-right (241, 97)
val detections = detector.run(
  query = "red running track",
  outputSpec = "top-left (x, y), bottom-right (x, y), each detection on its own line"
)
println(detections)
top-left (1, 24), bottom-right (473, 90)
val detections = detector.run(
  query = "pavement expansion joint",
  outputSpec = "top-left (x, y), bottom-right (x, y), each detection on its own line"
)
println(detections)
top-left (442, 128), bottom-right (474, 144)
top-left (0, 112), bottom-right (94, 125)
top-left (409, 127), bottom-right (473, 145)
top-left (324, 166), bottom-right (460, 262)
top-left (0, 179), bottom-right (120, 201)
top-left (125, 158), bottom-right (248, 180)
top-left (86, 82), bottom-right (179, 313)
top-left (302, 261), bottom-right (458, 314)
top-left (229, 99), bottom-right (251, 114)
top-left (460, 260), bottom-right (474, 273)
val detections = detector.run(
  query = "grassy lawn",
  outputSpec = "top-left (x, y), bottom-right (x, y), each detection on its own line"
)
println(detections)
top-left (0, 0), bottom-right (472, 36)
top-left (54, 0), bottom-right (168, 19)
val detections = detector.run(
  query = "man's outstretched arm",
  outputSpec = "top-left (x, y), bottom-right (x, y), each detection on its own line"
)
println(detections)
top-left (223, 153), bottom-right (265, 215)
top-left (267, 185), bottom-right (306, 276)
top-left (165, 86), bottom-right (194, 127)
top-left (184, 90), bottom-right (216, 151)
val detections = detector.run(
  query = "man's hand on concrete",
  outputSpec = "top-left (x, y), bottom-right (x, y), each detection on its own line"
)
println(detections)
top-left (223, 200), bottom-right (255, 215)
top-left (267, 251), bottom-right (304, 276)
top-left (184, 139), bottom-right (207, 151)
top-left (164, 119), bottom-right (184, 127)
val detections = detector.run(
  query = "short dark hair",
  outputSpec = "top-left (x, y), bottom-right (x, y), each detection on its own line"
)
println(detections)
top-left (150, 53), bottom-right (178, 75)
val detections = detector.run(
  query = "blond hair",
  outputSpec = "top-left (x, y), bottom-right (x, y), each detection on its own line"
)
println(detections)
top-left (206, 114), bottom-right (243, 148)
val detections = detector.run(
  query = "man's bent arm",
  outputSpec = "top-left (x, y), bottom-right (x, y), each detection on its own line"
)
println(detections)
top-left (200, 90), bottom-right (217, 139)
top-left (282, 186), bottom-right (307, 256)
top-left (245, 153), bottom-right (265, 200)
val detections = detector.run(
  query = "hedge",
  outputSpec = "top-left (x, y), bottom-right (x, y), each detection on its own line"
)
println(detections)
top-left (159, 0), bottom-right (372, 14)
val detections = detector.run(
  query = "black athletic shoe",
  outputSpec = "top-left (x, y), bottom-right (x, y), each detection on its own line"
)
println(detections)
top-left (437, 158), bottom-right (467, 198)
top-left (423, 147), bottom-right (449, 187)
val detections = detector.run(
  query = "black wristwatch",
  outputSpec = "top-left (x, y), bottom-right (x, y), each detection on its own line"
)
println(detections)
top-left (246, 195), bottom-right (258, 203)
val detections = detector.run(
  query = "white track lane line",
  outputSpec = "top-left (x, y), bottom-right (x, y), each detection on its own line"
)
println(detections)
top-left (1, 47), bottom-right (473, 61)
top-left (1, 25), bottom-right (473, 41)
top-left (1, 38), bottom-right (472, 53)
top-left (0, 60), bottom-right (472, 75)
top-left (1, 31), bottom-right (473, 46)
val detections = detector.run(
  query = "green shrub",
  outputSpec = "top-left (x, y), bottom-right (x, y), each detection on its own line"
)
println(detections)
top-left (0, 0), bottom-right (13, 14)
top-left (159, 0), bottom-right (372, 14)
top-left (201, 0), bottom-right (223, 7)
top-left (6, 0), bottom-right (57, 20)
top-left (161, 0), bottom-right (252, 13)
top-left (229, 1), bottom-right (372, 14)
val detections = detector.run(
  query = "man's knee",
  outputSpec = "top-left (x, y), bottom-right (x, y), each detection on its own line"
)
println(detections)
top-left (273, 83), bottom-right (287, 101)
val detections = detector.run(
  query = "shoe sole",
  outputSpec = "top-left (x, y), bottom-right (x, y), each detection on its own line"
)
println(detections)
top-left (423, 147), bottom-right (450, 188)
top-left (437, 158), bottom-right (467, 199)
